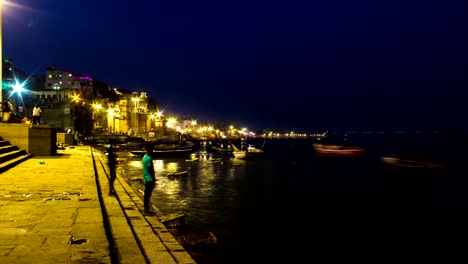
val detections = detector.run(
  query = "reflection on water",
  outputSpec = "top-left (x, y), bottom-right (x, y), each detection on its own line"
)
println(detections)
top-left (117, 135), bottom-right (468, 264)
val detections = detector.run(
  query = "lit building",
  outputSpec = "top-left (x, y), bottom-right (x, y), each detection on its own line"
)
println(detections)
top-left (44, 66), bottom-right (94, 99)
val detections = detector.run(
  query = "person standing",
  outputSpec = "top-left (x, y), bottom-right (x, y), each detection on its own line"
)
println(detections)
top-left (32, 104), bottom-right (41, 125)
top-left (142, 143), bottom-right (156, 215)
top-left (107, 145), bottom-right (117, 196)
top-left (2, 99), bottom-right (13, 122)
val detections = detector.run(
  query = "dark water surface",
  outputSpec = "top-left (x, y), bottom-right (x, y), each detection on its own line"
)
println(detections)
top-left (117, 134), bottom-right (468, 263)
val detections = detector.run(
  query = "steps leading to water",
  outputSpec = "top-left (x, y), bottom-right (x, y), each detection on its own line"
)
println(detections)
top-left (0, 137), bottom-right (33, 173)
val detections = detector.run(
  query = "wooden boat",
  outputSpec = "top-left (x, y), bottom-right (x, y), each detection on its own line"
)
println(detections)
top-left (231, 144), bottom-right (263, 160)
top-left (168, 170), bottom-right (189, 178)
top-left (313, 143), bottom-right (365, 156)
top-left (209, 145), bottom-right (233, 152)
top-left (130, 147), bottom-right (195, 158)
top-left (130, 139), bottom-right (197, 158)
top-left (118, 140), bottom-right (148, 150)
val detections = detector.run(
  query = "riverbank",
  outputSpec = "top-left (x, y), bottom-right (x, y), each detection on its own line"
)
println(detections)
top-left (0, 145), bottom-right (196, 264)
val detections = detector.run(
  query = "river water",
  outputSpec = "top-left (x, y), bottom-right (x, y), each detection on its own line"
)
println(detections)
top-left (115, 133), bottom-right (468, 263)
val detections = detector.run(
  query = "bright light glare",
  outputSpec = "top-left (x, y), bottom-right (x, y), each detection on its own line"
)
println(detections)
top-left (1, 1), bottom-right (36, 12)
top-left (11, 81), bottom-right (25, 95)
top-left (72, 94), bottom-right (80, 102)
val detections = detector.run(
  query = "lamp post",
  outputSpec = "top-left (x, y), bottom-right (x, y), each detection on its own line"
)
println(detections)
top-left (1, 1), bottom-right (3, 104)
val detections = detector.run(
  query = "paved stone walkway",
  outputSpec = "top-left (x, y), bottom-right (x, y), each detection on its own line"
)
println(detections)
top-left (0, 145), bottom-right (196, 264)
top-left (0, 146), bottom-right (110, 263)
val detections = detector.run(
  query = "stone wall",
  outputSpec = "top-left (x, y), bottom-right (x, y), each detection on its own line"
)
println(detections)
top-left (57, 133), bottom-right (74, 145)
top-left (0, 123), bottom-right (56, 156)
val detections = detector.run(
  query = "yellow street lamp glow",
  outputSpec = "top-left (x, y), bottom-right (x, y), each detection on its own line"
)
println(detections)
top-left (91, 103), bottom-right (102, 110)
top-left (166, 117), bottom-right (177, 128)
top-left (72, 94), bottom-right (80, 102)
top-left (108, 108), bottom-right (115, 117)
top-left (155, 110), bottom-right (163, 119)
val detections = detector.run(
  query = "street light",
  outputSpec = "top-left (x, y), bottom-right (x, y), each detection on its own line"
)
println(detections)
top-left (1, 1), bottom-right (4, 104)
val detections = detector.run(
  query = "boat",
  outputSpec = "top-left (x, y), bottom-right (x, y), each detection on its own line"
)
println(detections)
top-left (313, 143), bottom-right (365, 156)
top-left (209, 145), bottom-right (233, 153)
top-left (130, 140), bottom-right (197, 158)
top-left (130, 147), bottom-right (195, 158)
top-left (231, 143), bottom-right (263, 160)
top-left (208, 139), bottom-right (234, 153)
top-left (118, 139), bottom-right (148, 150)
top-left (381, 156), bottom-right (444, 169)
top-left (168, 170), bottom-right (189, 178)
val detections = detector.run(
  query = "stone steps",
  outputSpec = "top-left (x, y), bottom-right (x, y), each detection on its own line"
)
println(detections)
top-left (0, 137), bottom-right (33, 173)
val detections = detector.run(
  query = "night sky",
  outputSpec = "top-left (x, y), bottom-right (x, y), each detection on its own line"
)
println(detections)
top-left (3, 0), bottom-right (468, 132)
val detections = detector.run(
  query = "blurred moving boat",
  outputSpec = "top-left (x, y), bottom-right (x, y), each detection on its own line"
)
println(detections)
top-left (381, 156), bottom-right (444, 169)
top-left (313, 143), bottom-right (365, 156)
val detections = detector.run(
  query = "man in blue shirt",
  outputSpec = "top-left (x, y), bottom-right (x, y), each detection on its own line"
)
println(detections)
top-left (142, 143), bottom-right (156, 215)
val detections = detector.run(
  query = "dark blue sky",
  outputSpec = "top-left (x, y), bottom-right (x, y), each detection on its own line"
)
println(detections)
top-left (4, 0), bottom-right (468, 132)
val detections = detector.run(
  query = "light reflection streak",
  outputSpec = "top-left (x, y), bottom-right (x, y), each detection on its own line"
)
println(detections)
top-left (120, 150), bottom-right (245, 218)
top-left (154, 159), bottom-right (164, 170)
top-left (166, 162), bottom-right (179, 173)
top-left (128, 160), bottom-right (142, 168)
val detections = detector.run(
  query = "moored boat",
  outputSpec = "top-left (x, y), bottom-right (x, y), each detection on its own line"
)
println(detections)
top-left (130, 140), bottom-right (197, 158)
top-left (130, 147), bottom-right (195, 158)
top-left (231, 143), bottom-right (263, 160)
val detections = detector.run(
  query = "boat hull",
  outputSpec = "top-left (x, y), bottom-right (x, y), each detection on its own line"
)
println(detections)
top-left (232, 151), bottom-right (263, 160)
top-left (313, 144), bottom-right (365, 157)
top-left (130, 147), bottom-right (195, 158)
